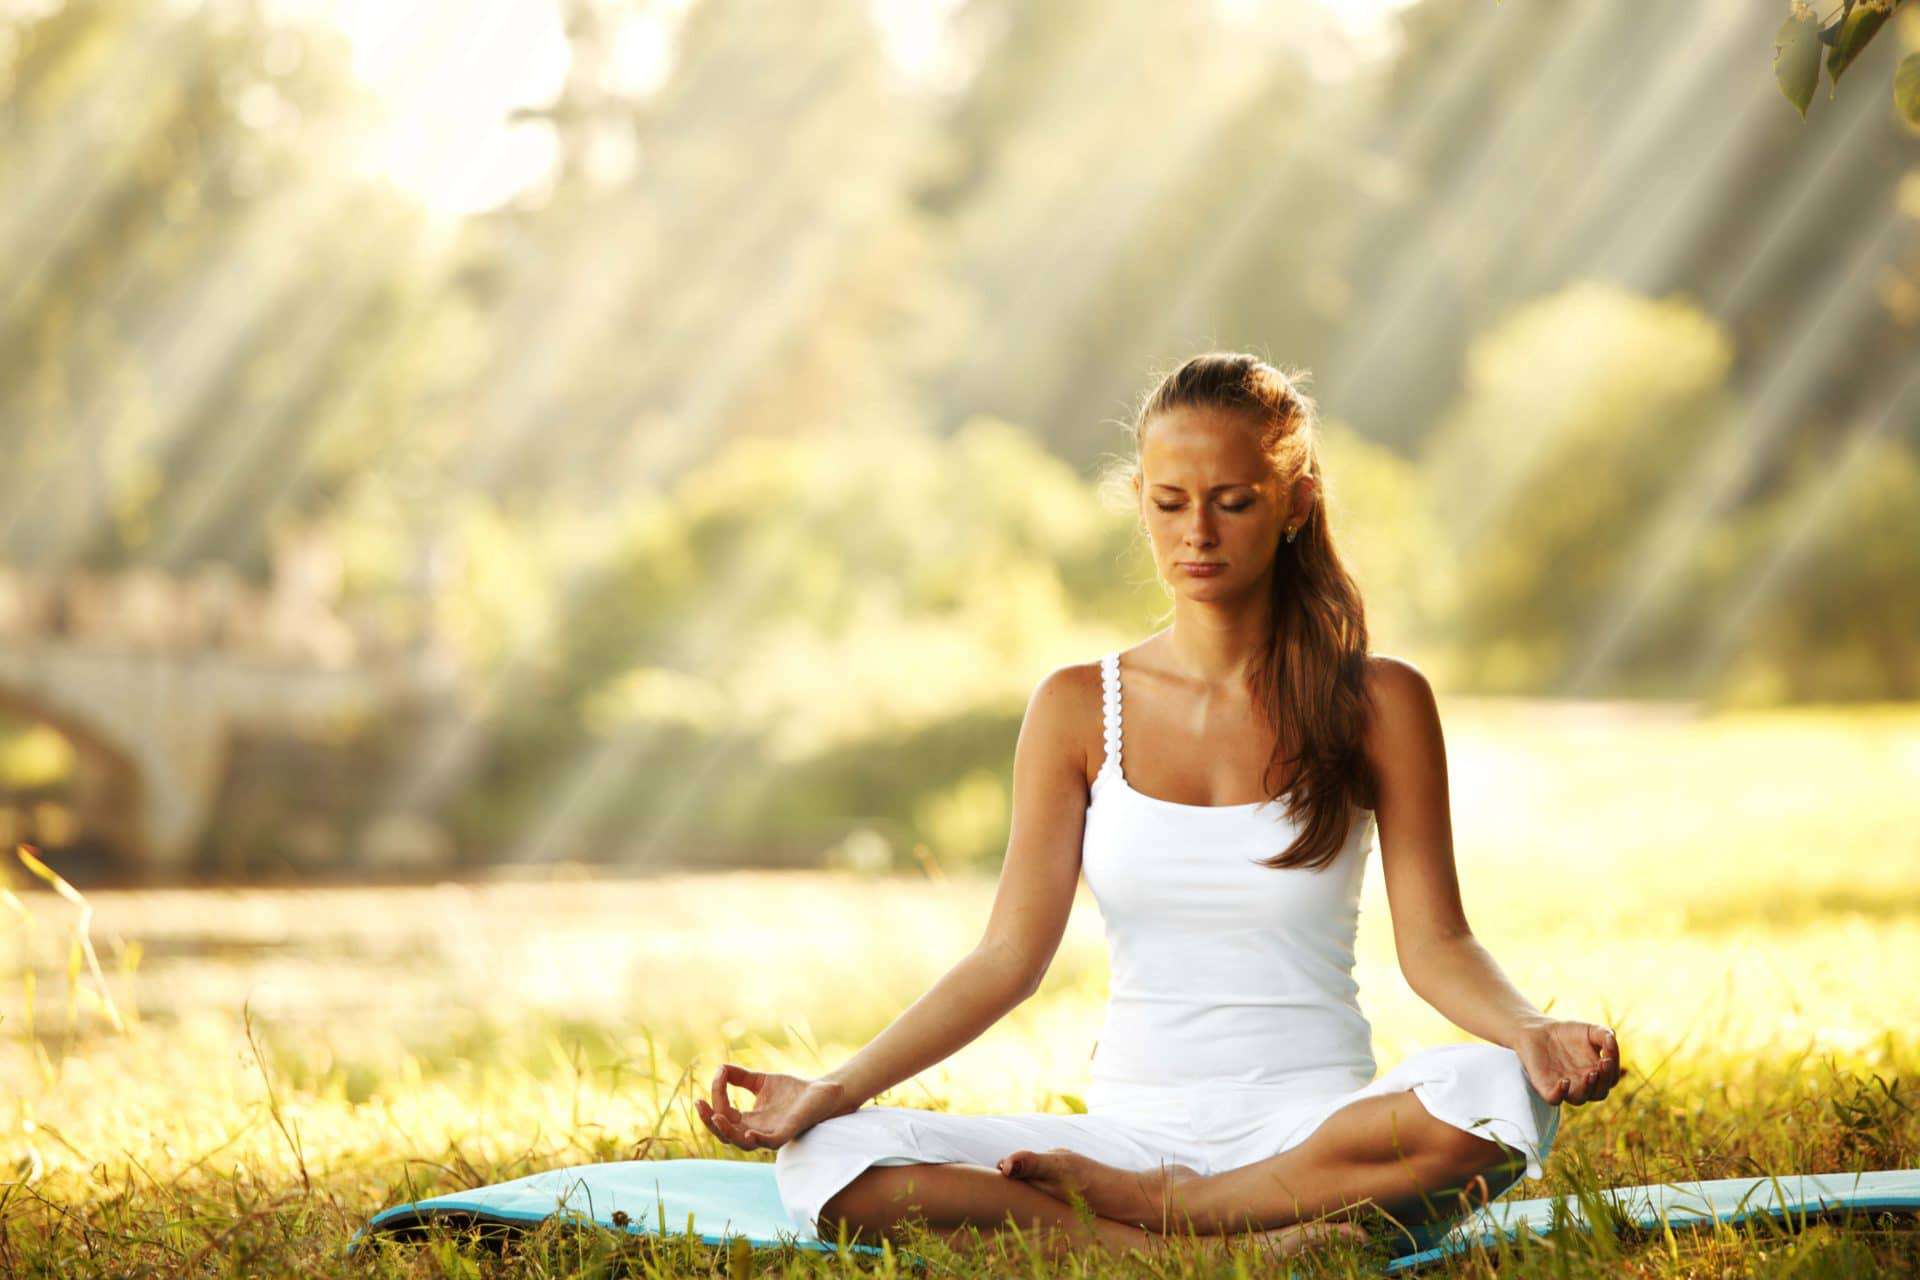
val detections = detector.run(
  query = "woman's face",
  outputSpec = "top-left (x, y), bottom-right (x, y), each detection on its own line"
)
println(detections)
top-left (1134, 405), bottom-right (1306, 597)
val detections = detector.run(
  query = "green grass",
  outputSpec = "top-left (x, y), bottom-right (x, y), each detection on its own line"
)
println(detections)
top-left (2, 699), bottom-right (1918, 1274)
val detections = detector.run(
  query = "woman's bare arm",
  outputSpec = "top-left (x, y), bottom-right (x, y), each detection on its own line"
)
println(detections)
top-left (1364, 657), bottom-right (1619, 1106)
top-left (816, 664), bottom-right (1094, 1110)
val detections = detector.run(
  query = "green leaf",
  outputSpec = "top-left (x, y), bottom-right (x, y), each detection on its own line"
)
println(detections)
top-left (1897, 52), bottom-right (1920, 127)
top-left (1816, 0), bottom-right (1857, 47)
top-left (1774, 12), bottom-right (1823, 116)
top-left (1825, 1), bottom-right (1892, 88)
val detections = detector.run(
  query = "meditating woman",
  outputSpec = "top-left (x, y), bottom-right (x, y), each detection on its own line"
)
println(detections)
top-left (697, 351), bottom-right (1622, 1261)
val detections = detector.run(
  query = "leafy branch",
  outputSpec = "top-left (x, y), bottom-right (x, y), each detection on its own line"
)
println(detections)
top-left (1773, 0), bottom-right (1920, 124)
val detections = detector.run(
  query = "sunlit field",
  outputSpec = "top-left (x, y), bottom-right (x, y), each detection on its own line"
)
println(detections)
top-left (3, 698), bottom-right (1917, 1275)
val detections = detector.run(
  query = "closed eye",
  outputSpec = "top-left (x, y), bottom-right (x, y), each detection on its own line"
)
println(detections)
top-left (1155, 501), bottom-right (1253, 512)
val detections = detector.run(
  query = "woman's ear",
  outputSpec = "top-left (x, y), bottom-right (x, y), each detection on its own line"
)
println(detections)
top-left (1290, 474), bottom-right (1317, 527)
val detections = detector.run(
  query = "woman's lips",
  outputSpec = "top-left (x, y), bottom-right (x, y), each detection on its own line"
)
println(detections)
top-left (1178, 562), bottom-right (1226, 576)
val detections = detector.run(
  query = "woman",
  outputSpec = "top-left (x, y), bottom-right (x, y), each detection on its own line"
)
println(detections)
top-left (697, 352), bottom-right (1622, 1262)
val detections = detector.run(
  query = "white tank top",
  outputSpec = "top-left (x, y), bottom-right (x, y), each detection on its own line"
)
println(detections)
top-left (1080, 649), bottom-right (1379, 1100)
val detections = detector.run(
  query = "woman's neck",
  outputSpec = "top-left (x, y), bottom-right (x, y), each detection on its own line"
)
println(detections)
top-left (1155, 596), bottom-right (1275, 690)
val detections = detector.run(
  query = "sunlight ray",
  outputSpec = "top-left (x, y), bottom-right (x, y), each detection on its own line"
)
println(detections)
top-left (380, 28), bottom-right (934, 828)
top-left (1562, 204), bottom-right (1913, 694)
top-left (145, 270), bottom-right (393, 566)
top-left (610, 728), bottom-right (771, 870)
top-left (354, 0), bottom-right (547, 216)
top-left (457, 218), bottom-right (892, 864)
top-left (0, 13), bottom-right (203, 326)
top-left (1517, 0), bottom-right (1746, 289)
top-left (1704, 83), bottom-right (1889, 319)
top-left (1595, 44), bottom-right (1810, 295)
top-left (942, 12), bottom-right (1197, 410)
top-left (1683, 362), bottom-right (1920, 692)
top-left (1321, 0), bottom-right (1619, 410)
top-left (490, 487), bottom-right (828, 869)
top-left (1, 177), bottom-right (359, 565)
top-left (988, 61), bottom-right (1261, 331)
top-left (1147, 0), bottom-right (1534, 359)
top-left (380, 206), bottom-right (888, 829)
top-left (460, 24), bottom-right (887, 490)
top-left (1446, 16), bottom-right (1692, 294)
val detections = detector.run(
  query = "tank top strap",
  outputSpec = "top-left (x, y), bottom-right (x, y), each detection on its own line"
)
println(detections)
top-left (1099, 651), bottom-right (1124, 781)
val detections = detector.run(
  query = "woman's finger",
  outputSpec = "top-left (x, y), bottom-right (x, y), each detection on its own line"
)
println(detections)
top-left (711, 1108), bottom-right (750, 1148)
top-left (701, 1099), bottom-right (743, 1145)
top-left (710, 1067), bottom-right (738, 1121)
top-left (723, 1063), bottom-right (768, 1097)
top-left (695, 1099), bottom-right (730, 1145)
top-left (699, 1100), bottom-right (730, 1145)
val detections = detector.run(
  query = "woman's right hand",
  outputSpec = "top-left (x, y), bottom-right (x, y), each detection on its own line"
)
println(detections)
top-left (695, 1063), bottom-right (852, 1152)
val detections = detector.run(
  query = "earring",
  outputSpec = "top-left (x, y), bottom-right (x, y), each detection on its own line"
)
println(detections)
top-left (1285, 525), bottom-right (1299, 543)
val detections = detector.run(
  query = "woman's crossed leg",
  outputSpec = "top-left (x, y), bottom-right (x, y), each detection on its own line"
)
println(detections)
top-left (999, 1088), bottom-right (1527, 1240)
top-left (786, 1104), bottom-right (1359, 1262)
top-left (818, 1161), bottom-right (1362, 1264)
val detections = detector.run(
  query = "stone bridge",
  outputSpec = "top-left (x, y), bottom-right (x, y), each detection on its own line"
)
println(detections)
top-left (0, 535), bottom-right (459, 877)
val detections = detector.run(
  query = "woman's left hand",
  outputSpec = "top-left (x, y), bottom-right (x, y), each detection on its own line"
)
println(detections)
top-left (1513, 1020), bottom-right (1621, 1105)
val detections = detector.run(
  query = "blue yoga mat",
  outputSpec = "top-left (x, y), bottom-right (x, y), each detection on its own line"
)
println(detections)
top-left (350, 1158), bottom-right (1920, 1271)
top-left (1389, 1168), bottom-right (1920, 1270)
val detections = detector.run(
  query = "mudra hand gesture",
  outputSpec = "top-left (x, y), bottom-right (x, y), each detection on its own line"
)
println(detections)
top-left (695, 1063), bottom-right (850, 1152)
top-left (1514, 1020), bottom-right (1621, 1105)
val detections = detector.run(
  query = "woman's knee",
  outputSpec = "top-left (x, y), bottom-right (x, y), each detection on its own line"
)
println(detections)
top-left (1389, 1099), bottom-right (1500, 1178)
top-left (776, 1110), bottom-right (928, 1237)
top-left (815, 1169), bottom-right (881, 1236)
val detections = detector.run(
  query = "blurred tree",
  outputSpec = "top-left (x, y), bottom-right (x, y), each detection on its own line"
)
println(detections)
top-left (1316, 419), bottom-right (1456, 674)
top-left (1421, 280), bottom-right (1737, 693)
top-left (0, 0), bottom-right (453, 579)
top-left (460, 0), bottom-right (958, 506)
top-left (442, 414), bottom-right (1150, 867)
top-left (1708, 432), bottom-right (1920, 702)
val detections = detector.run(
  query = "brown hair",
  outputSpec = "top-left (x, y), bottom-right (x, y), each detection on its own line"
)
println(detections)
top-left (1113, 351), bottom-right (1375, 871)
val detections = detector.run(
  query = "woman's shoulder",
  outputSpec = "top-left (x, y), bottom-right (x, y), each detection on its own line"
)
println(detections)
top-left (1020, 658), bottom-right (1111, 792)
top-left (1361, 653), bottom-right (1434, 707)
top-left (1358, 654), bottom-right (1442, 772)
top-left (1025, 654), bottom-right (1112, 732)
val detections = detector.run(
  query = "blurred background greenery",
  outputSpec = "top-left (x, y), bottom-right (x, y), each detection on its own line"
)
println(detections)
top-left (2, 10), bottom-right (1918, 1270)
top-left (1, 0), bottom-right (1917, 885)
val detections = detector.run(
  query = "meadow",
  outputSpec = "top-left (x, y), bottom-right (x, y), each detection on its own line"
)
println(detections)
top-left (3, 697), bottom-right (1918, 1276)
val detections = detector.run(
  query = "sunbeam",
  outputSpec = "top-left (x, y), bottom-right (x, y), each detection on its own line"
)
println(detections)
top-left (0, 13), bottom-right (206, 329)
top-left (1683, 361), bottom-right (1920, 694)
top-left (1320, 0), bottom-right (1622, 411)
top-left (1704, 83), bottom-right (1889, 320)
top-left (1, 177), bottom-right (362, 566)
top-left (1144, 0), bottom-right (1535, 362)
top-left (1564, 204), bottom-right (1914, 695)
top-left (1521, 0), bottom-right (1749, 290)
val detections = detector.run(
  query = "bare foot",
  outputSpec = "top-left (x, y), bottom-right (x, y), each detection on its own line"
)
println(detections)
top-left (996, 1147), bottom-right (1196, 1227)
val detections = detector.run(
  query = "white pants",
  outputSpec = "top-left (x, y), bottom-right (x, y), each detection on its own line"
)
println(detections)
top-left (774, 1042), bottom-right (1560, 1239)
